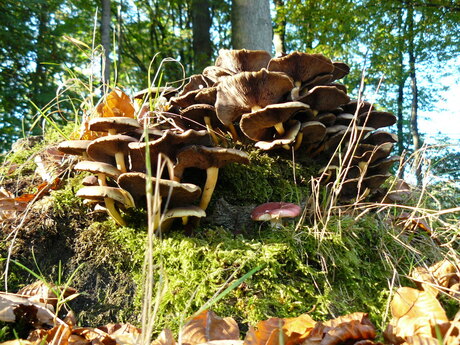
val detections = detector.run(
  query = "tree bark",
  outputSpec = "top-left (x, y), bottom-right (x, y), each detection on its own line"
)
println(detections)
top-left (101, 0), bottom-right (111, 84)
top-left (273, 0), bottom-right (286, 56)
top-left (407, 2), bottom-right (422, 185)
top-left (232, 0), bottom-right (272, 53)
top-left (191, 0), bottom-right (212, 72)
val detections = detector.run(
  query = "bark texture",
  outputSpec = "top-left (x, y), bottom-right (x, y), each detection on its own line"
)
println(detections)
top-left (232, 0), bottom-right (272, 53)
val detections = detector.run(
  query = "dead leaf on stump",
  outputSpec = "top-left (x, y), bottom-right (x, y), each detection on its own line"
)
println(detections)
top-left (411, 260), bottom-right (460, 298)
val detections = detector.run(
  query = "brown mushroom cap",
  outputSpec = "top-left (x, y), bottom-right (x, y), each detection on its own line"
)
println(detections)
top-left (331, 62), bottom-right (350, 80)
top-left (335, 113), bottom-right (356, 125)
top-left (215, 68), bottom-right (294, 127)
top-left (174, 145), bottom-right (250, 179)
top-left (240, 102), bottom-right (309, 141)
top-left (362, 131), bottom-right (398, 146)
top-left (202, 66), bottom-right (233, 83)
top-left (74, 161), bottom-right (122, 180)
top-left (215, 49), bottom-right (272, 73)
top-left (195, 87), bottom-right (217, 105)
top-left (298, 85), bottom-right (350, 112)
top-left (268, 52), bottom-right (334, 85)
top-left (76, 186), bottom-right (133, 208)
top-left (299, 121), bottom-right (327, 144)
top-left (342, 100), bottom-right (373, 114)
top-left (367, 156), bottom-right (400, 175)
top-left (316, 112), bottom-right (337, 126)
top-left (128, 129), bottom-right (212, 172)
top-left (179, 104), bottom-right (219, 131)
top-left (358, 111), bottom-right (397, 129)
top-left (118, 172), bottom-right (202, 206)
top-left (57, 140), bottom-right (92, 156)
top-left (255, 120), bottom-right (301, 150)
top-left (181, 74), bottom-right (214, 94)
top-left (89, 117), bottom-right (141, 134)
top-left (87, 135), bottom-right (137, 166)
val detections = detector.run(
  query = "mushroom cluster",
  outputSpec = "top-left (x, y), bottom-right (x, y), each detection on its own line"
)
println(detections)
top-left (58, 89), bottom-right (249, 227)
top-left (165, 49), bottom-right (399, 200)
top-left (58, 49), bottom-right (400, 227)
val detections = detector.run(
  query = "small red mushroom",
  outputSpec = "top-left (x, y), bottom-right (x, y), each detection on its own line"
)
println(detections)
top-left (251, 202), bottom-right (302, 228)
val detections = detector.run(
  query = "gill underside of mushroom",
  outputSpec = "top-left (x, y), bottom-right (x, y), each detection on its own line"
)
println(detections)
top-left (199, 166), bottom-right (219, 210)
top-left (274, 122), bottom-right (285, 136)
top-left (293, 132), bottom-right (304, 150)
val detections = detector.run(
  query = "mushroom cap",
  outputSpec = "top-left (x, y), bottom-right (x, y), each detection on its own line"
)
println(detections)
top-left (57, 140), bottom-right (92, 156)
top-left (215, 49), bottom-right (272, 73)
top-left (180, 104), bottom-right (220, 130)
top-left (335, 113), bottom-right (356, 125)
top-left (89, 117), bottom-right (141, 133)
top-left (298, 85), bottom-right (350, 112)
top-left (82, 175), bottom-right (99, 186)
top-left (76, 186), bottom-right (133, 208)
top-left (128, 129), bottom-right (212, 172)
top-left (117, 172), bottom-right (202, 204)
top-left (316, 112), bottom-right (337, 126)
top-left (299, 121), bottom-right (327, 144)
top-left (162, 205), bottom-right (206, 221)
top-left (215, 69), bottom-right (294, 126)
top-left (202, 66), bottom-right (233, 83)
top-left (74, 161), bottom-right (122, 180)
top-left (174, 145), bottom-right (249, 178)
top-left (362, 130), bottom-right (398, 146)
top-left (181, 74), bottom-right (214, 94)
top-left (255, 120), bottom-right (301, 150)
top-left (268, 52), bottom-right (334, 84)
top-left (87, 135), bottom-right (137, 166)
top-left (342, 100), bottom-right (373, 114)
top-left (251, 202), bottom-right (302, 221)
top-left (367, 156), bottom-right (400, 176)
top-left (331, 62), bottom-right (350, 80)
top-left (358, 111), bottom-right (397, 129)
top-left (240, 101), bottom-right (310, 141)
top-left (195, 87), bottom-right (217, 105)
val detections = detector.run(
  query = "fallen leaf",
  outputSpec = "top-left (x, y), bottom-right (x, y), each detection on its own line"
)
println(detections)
top-left (97, 89), bottom-right (135, 118)
top-left (244, 317), bottom-right (281, 345)
top-left (151, 328), bottom-right (176, 345)
top-left (411, 260), bottom-right (459, 297)
top-left (17, 280), bottom-right (77, 308)
top-left (182, 310), bottom-right (240, 345)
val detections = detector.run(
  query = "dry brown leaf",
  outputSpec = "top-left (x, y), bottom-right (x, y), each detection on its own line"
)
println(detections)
top-left (323, 312), bottom-right (372, 329)
top-left (401, 335), bottom-right (439, 345)
top-left (97, 323), bottom-right (141, 344)
top-left (72, 327), bottom-right (116, 345)
top-left (182, 310), bottom-right (240, 345)
top-left (151, 328), bottom-right (177, 345)
top-left (396, 213), bottom-right (432, 235)
top-left (244, 317), bottom-right (281, 345)
top-left (0, 340), bottom-right (35, 345)
top-left (282, 314), bottom-right (316, 345)
top-left (97, 89), bottom-right (135, 118)
top-left (412, 260), bottom-right (460, 297)
top-left (17, 281), bottom-right (77, 308)
top-left (320, 319), bottom-right (376, 345)
top-left (301, 322), bottom-right (325, 345)
top-left (390, 287), bottom-right (448, 321)
top-left (384, 316), bottom-right (433, 345)
top-left (196, 341), bottom-right (244, 345)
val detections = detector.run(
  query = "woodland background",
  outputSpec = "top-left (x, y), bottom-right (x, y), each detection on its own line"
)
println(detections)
top-left (1, 0), bottom-right (460, 183)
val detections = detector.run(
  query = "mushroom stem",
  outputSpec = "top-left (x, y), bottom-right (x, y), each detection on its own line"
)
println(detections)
top-left (293, 132), bottom-right (304, 151)
top-left (204, 116), bottom-right (220, 146)
top-left (108, 129), bottom-right (117, 136)
top-left (104, 197), bottom-right (126, 226)
top-left (274, 122), bottom-right (285, 136)
top-left (115, 151), bottom-right (128, 173)
top-left (269, 217), bottom-right (283, 229)
top-left (227, 123), bottom-right (240, 142)
top-left (97, 173), bottom-right (107, 186)
top-left (199, 166), bottom-right (219, 210)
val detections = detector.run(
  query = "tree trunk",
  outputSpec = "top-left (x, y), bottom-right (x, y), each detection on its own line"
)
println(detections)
top-left (396, 5), bottom-right (405, 179)
top-left (232, 0), bottom-right (272, 53)
top-left (101, 0), bottom-right (111, 84)
top-left (273, 0), bottom-right (286, 56)
top-left (407, 2), bottom-right (422, 185)
top-left (191, 0), bottom-right (212, 72)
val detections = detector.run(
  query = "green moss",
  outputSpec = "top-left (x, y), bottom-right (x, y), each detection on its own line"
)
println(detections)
top-left (216, 149), bottom-right (319, 205)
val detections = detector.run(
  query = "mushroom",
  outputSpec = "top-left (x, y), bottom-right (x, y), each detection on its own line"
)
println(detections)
top-left (215, 48), bottom-right (272, 73)
top-left (215, 68), bottom-right (294, 141)
top-left (251, 202), bottom-right (302, 228)
top-left (179, 104), bottom-right (222, 145)
top-left (76, 186), bottom-right (134, 226)
top-left (174, 145), bottom-right (250, 210)
top-left (268, 52), bottom-right (334, 100)
top-left (293, 121), bottom-right (327, 151)
top-left (239, 101), bottom-right (310, 141)
top-left (297, 85), bottom-right (350, 113)
top-left (160, 206), bottom-right (206, 231)
top-left (57, 140), bottom-right (92, 159)
top-left (88, 117), bottom-right (141, 136)
top-left (87, 134), bottom-right (137, 173)
top-left (358, 111), bottom-right (397, 129)
top-left (254, 120), bottom-right (301, 151)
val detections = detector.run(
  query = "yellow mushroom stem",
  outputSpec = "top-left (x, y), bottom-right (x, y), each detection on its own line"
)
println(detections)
top-left (96, 173), bottom-right (107, 186)
top-left (227, 123), bottom-right (240, 142)
top-left (293, 132), bottom-right (304, 151)
top-left (114, 151), bottom-right (128, 173)
top-left (199, 166), bottom-right (219, 210)
top-left (274, 122), bottom-right (285, 136)
top-left (108, 129), bottom-right (117, 135)
top-left (290, 81), bottom-right (302, 100)
top-left (282, 144), bottom-right (291, 150)
top-left (204, 116), bottom-right (220, 146)
top-left (104, 197), bottom-right (126, 226)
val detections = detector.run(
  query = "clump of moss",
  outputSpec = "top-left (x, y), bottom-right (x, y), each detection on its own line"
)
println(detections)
top-left (216, 149), bottom-right (319, 205)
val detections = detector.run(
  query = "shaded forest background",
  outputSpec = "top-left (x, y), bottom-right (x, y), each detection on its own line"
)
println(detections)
top-left (1, 0), bottom-right (460, 182)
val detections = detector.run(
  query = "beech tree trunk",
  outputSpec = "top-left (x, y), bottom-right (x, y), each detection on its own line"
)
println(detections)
top-left (273, 0), bottom-right (286, 56)
top-left (101, 0), bottom-right (111, 84)
top-left (232, 0), bottom-right (272, 53)
top-left (192, 0), bottom-right (212, 72)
